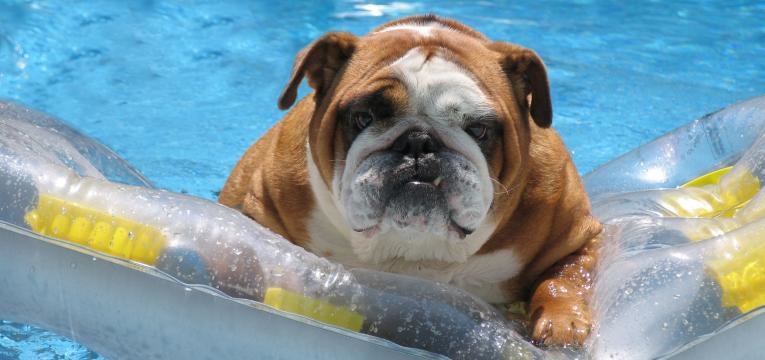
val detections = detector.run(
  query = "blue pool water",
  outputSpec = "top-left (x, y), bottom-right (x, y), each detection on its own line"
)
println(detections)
top-left (0, 0), bottom-right (763, 358)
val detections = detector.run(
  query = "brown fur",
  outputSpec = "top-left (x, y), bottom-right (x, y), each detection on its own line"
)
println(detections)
top-left (220, 15), bottom-right (602, 346)
top-left (219, 98), bottom-right (315, 247)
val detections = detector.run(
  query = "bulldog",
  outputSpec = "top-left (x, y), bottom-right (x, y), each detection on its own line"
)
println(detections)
top-left (219, 15), bottom-right (602, 346)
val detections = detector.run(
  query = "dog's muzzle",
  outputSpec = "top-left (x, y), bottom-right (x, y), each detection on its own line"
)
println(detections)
top-left (344, 127), bottom-right (486, 240)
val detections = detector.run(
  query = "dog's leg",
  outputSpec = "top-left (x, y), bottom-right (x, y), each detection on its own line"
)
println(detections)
top-left (528, 234), bottom-right (600, 347)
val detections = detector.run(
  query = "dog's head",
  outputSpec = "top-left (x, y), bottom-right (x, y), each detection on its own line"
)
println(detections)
top-left (279, 15), bottom-right (552, 264)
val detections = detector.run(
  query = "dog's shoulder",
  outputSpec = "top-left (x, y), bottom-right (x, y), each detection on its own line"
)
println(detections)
top-left (521, 127), bottom-right (602, 281)
top-left (219, 97), bottom-right (317, 246)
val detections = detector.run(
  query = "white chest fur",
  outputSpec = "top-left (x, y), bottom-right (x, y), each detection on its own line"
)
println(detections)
top-left (307, 206), bottom-right (522, 303)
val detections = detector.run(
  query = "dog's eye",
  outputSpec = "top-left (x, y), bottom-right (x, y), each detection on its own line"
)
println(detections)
top-left (351, 110), bottom-right (375, 130)
top-left (465, 123), bottom-right (488, 140)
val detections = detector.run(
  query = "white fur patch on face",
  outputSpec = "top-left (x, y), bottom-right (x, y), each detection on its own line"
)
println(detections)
top-left (392, 48), bottom-right (494, 123)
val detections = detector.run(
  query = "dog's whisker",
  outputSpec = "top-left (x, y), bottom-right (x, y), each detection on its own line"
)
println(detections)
top-left (491, 177), bottom-right (515, 196)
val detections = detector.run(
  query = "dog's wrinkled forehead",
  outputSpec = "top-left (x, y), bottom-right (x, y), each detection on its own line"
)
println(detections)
top-left (388, 47), bottom-right (493, 126)
top-left (331, 20), bottom-right (497, 131)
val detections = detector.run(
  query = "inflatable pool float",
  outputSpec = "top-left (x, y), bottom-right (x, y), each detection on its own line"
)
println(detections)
top-left (0, 95), bottom-right (764, 359)
top-left (0, 101), bottom-right (542, 360)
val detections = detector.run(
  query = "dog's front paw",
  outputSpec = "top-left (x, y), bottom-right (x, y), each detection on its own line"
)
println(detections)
top-left (528, 280), bottom-right (591, 347)
top-left (530, 303), bottom-right (589, 346)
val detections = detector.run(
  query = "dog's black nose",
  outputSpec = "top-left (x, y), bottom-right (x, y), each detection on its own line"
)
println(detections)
top-left (391, 129), bottom-right (442, 157)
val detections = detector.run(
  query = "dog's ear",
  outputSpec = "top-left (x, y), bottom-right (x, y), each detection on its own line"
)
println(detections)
top-left (278, 32), bottom-right (358, 110)
top-left (487, 42), bottom-right (552, 128)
